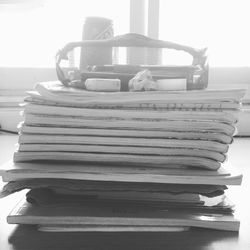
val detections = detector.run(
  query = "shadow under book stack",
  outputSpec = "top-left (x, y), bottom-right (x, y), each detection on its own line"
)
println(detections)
top-left (0, 81), bottom-right (246, 232)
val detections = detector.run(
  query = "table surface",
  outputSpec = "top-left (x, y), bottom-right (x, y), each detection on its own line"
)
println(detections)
top-left (0, 134), bottom-right (250, 250)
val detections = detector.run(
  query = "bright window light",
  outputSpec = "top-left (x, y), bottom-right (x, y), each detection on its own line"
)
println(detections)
top-left (159, 0), bottom-right (250, 66)
top-left (0, 0), bottom-right (129, 67)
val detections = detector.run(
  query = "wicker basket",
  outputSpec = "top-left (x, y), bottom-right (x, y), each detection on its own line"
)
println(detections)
top-left (56, 33), bottom-right (208, 91)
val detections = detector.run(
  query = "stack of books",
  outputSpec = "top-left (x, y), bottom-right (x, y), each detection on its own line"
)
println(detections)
top-left (0, 81), bottom-right (246, 232)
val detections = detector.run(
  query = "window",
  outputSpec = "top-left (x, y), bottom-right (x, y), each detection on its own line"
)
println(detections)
top-left (0, 0), bottom-right (249, 80)
top-left (0, 0), bottom-right (129, 67)
top-left (159, 0), bottom-right (250, 67)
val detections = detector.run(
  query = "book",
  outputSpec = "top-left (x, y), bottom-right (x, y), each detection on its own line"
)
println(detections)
top-left (0, 161), bottom-right (243, 185)
top-left (24, 189), bottom-right (234, 213)
top-left (13, 152), bottom-right (221, 170)
top-left (22, 113), bottom-right (236, 136)
top-left (26, 93), bottom-right (241, 110)
top-left (38, 225), bottom-right (190, 232)
top-left (17, 135), bottom-right (230, 153)
top-left (17, 144), bottom-right (226, 162)
top-left (7, 198), bottom-right (240, 231)
top-left (20, 125), bottom-right (234, 144)
top-left (18, 133), bottom-right (229, 152)
top-left (24, 188), bottom-right (203, 206)
top-left (23, 103), bottom-right (238, 124)
top-left (1, 178), bottom-right (227, 198)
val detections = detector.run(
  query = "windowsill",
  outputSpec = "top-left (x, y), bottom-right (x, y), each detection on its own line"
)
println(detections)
top-left (0, 66), bottom-right (250, 91)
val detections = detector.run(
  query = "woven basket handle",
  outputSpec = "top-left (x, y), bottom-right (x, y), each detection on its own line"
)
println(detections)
top-left (56, 33), bottom-right (208, 86)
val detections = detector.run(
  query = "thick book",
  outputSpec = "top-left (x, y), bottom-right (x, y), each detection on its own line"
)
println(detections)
top-left (23, 103), bottom-right (238, 124)
top-left (22, 113), bottom-right (236, 136)
top-left (1, 178), bottom-right (227, 198)
top-left (37, 225), bottom-right (190, 232)
top-left (7, 198), bottom-right (240, 231)
top-left (26, 93), bottom-right (241, 110)
top-left (20, 125), bottom-right (234, 144)
top-left (17, 134), bottom-right (229, 153)
top-left (17, 144), bottom-right (226, 162)
top-left (13, 151), bottom-right (222, 170)
top-left (22, 188), bottom-right (234, 213)
top-left (19, 133), bottom-right (229, 153)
